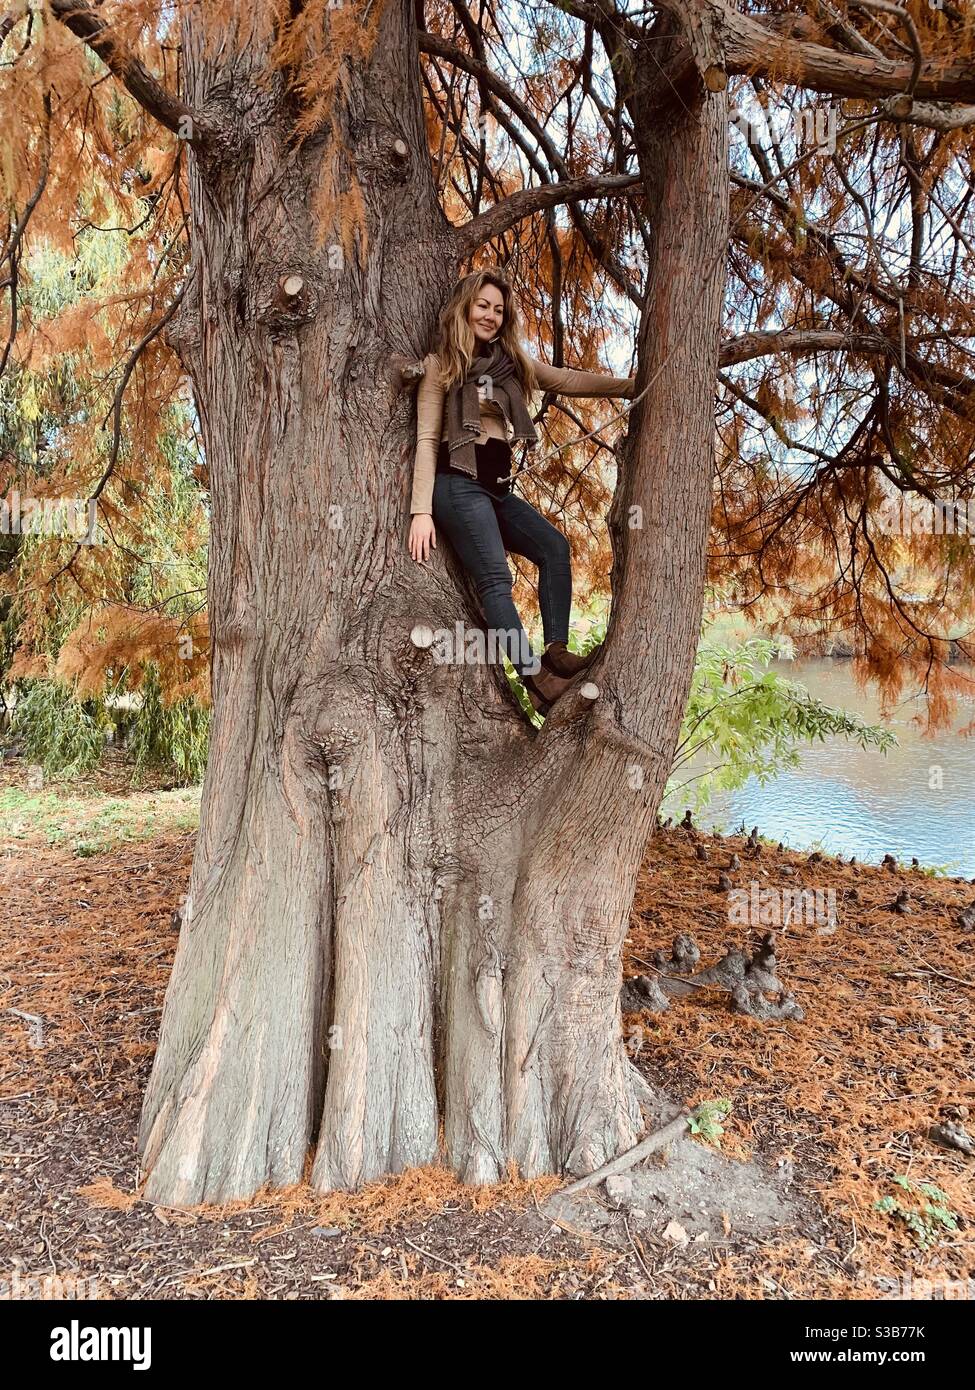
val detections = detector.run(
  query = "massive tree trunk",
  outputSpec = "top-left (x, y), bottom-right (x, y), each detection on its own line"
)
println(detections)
top-left (137, 3), bottom-right (729, 1205)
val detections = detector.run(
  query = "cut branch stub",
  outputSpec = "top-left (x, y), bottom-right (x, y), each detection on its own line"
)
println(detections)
top-left (389, 353), bottom-right (425, 392)
top-left (391, 139), bottom-right (409, 165)
top-left (410, 624), bottom-right (436, 648)
top-left (256, 270), bottom-right (320, 333)
top-left (278, 274), bottom-right (304, 303)
top-left (683, 0), bottom-right (728, 94)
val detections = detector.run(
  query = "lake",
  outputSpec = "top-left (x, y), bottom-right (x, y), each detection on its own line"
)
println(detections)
top-left (693, 658), bottom-right (975, 876)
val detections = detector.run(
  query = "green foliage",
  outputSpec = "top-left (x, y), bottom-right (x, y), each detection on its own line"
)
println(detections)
top-left (10, 677), bottom-right (111, 779)
top-left (875, 1175), bottom-right (959, 1249)
top-left (6, 664), bottom-right (209, 787)
top-left (0, 782), bottom-right (200, 854)
top-left (126, 423), bottom-right (208, 611)
top-left (129, 667), bottom-right (210, 786)
top-left (506, 659), bottom-right (543, 728)
top-left (505, 622), bottom-right (894, 819)
top-left (688, 1099), bottom-right (733, 1147)
top-left (665, 635), bottom-right (897, 811)
top-left (0, 226), bottom-right (127, 481)
top-left (0, 575), bottom-right (18, 693)
top-left (571, 614), bottom-right (607, 659)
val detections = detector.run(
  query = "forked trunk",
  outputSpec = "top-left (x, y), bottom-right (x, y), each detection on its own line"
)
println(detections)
top-left (138, 3), bottom-right (728, 1204)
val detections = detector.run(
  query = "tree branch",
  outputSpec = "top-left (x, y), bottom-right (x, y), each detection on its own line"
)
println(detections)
top-left (49, 0), bottom-right (219, 144)
top-left (453, 172), bottom-right (641, 260)
top-left (680, 0), bottom-right (728, 93)
top-left (877, 96), bottom-right (975, 132)
top-left (0, 88), bottom-right (49, 379)
top-left (418, 29), bottom-right (561, 170)
top-left (420, 27), bottom-right (641, 298)
top-left (720, 327), bottom-right (892, 367)
top-left (640, 1), bottom-right (975, 110)
top-left (37, 280), bottom-right (189, 593)
top-left (720, 3), bottom-right (975, 103)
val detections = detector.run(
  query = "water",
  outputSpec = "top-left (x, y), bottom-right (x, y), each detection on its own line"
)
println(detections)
top-left (694, 659), bottom-right (975, 876)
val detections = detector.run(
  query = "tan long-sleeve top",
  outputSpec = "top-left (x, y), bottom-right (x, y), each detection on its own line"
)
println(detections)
top-left (410, 350), bottom-right (636, 515)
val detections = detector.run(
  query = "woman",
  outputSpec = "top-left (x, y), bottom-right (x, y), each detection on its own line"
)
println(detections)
top-left (407, 268), bottom-right (635, 716)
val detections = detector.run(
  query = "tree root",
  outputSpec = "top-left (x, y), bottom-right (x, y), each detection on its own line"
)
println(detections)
top-left (622, 932), bottom-right (805, 1022)
top-left (620, 974), bottom-right (670, 1013)
top-left (730, 982), bottom-right (804, 1021)
top-left (653, 933), bottom-right (700, 973)
top-left (929, 1120), bottom-right (975, 1156)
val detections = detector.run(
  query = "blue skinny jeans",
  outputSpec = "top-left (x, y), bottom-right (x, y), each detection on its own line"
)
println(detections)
top-left (431, 452), bottom-right (572, 677)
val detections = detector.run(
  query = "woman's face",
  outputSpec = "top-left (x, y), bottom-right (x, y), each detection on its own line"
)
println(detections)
top-left (468, 283), bottom-right (505, 344)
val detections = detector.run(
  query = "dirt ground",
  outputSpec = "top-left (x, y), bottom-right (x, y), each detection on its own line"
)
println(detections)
top-left (1, 752), bottom-right (972, 1300)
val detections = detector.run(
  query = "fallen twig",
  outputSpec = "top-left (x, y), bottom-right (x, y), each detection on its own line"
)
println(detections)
top-left (546, 1106), bottom-right (698, 1202)
top-left (403, 1236), bottom-right (466, 1275)
top-left (890, 965), bottom-right (974, 990)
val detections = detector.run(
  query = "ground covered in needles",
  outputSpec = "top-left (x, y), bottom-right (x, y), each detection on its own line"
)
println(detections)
top-left (1, 752), bottom-right (972, 1300)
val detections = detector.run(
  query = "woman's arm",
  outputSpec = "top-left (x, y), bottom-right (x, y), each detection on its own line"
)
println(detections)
top-left (410, 352), bottom-right (445, 515)
top-left (528, 354), bottom-right (635, 399)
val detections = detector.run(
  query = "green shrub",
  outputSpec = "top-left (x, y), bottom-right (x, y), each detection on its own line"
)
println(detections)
top-left (9, 678), bottom-right (110, 779)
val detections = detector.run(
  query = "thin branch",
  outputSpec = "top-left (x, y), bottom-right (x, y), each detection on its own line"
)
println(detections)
top-left (420, 26), bottom-right (642, 299)
top-left (0, 89), bottom-right (50, 378)
top-left (36, 282), bottom-right (188, 593)
top-left (546, 1107), bottom-right (698, 1201)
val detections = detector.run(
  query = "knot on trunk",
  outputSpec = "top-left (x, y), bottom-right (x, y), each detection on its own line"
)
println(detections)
top-left (311, 724), bottom-right (361, 767)
top-left (187, 88), bottom-right (254, 174)
top-left (351, 123), bottom-right (413, 185)
top-left (255, 271), bottom-right (322, 334)
top-left (390, 354), bottom-right (426, 393)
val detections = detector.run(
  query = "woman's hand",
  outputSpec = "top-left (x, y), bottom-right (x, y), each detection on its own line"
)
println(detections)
top-left (409, 513), bottom-right (437, 563)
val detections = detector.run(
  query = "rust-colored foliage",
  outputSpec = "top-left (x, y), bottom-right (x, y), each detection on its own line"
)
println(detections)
top-left (3, 2), bottom-right (975, 728)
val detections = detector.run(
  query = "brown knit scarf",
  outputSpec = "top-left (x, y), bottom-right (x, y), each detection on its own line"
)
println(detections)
top-left (442, 340), bottom-right (537, 478)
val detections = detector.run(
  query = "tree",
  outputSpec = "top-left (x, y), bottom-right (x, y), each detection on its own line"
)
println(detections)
top-left (3, 1), bottom-right (975, 1204)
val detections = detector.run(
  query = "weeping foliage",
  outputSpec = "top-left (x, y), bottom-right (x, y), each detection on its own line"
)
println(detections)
top-left (10, 674), bottom-right (111, 779)
top-left (0, 171), bottom-right (207, 772)
top-left (127, 666), bottom-right (210, 785)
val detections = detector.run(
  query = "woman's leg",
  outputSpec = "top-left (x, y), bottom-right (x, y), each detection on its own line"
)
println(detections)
top-left (432, 472), bottom-right (537, 674)
top-left (493, 493), bottom-right (572, 646)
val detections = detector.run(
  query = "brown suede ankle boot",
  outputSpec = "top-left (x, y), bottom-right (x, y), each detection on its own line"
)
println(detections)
top-left (523, 661), bottom-right (580, 716)
top-left (541, 639), bottom-right (600, 678)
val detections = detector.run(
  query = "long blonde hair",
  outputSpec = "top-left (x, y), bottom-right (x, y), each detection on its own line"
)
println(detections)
top-left (433, 269), bottom-right (537, 394)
